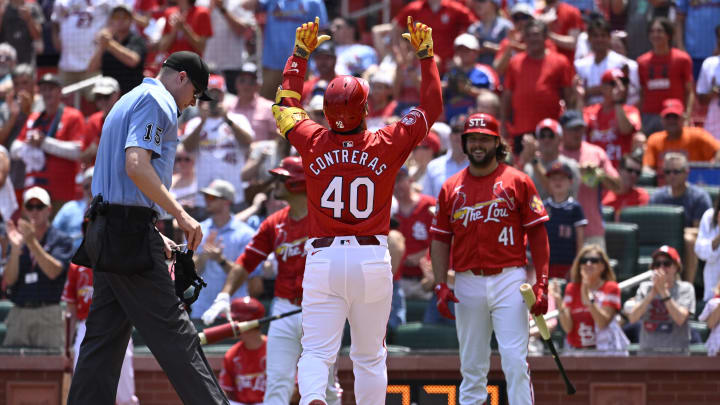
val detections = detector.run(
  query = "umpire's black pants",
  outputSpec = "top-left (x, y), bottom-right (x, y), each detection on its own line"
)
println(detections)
top-left (67, 226), bottom-right (228, 405)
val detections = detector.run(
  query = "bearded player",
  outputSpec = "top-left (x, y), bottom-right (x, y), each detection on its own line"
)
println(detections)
top-left (430, 113), bottom-right (550, 405)
top-left (202, 157), bottom-right (342, 405)
top-left (272, 16), bottom-right (442, 405)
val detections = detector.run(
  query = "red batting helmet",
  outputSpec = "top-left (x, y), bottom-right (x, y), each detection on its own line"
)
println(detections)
top-left (461, 113), bottom-right (500, 154)
top-left (269, 156), bottom-right (306, 193)
top-left (323, 75), bottom-right (369, 133)
top-left (230, 297), bottom-right (265, 322)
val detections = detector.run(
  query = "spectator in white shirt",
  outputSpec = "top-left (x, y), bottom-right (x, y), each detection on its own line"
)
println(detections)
top-left (696, 26), bottom-right (720, 140)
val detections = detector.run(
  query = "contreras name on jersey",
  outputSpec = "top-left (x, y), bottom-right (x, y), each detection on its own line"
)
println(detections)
top-left (308, 149), bottom-right (388, 176)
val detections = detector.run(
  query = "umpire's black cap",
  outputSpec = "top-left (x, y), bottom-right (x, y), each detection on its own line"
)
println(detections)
top-left (162, 51), bottom-right (213, 101)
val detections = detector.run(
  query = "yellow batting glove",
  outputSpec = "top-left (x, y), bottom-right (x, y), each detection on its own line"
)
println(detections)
top-left (401, 16), bottom-right (434, 59)
top-left (294, 16), bottom-right (331, 59)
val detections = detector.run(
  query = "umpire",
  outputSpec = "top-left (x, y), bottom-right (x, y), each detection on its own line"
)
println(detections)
top-left (67, 51), bottom-right (229, 405)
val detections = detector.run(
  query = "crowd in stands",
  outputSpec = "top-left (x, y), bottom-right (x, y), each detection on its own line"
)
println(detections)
top-left (2, 0), bottom-right (720, 368)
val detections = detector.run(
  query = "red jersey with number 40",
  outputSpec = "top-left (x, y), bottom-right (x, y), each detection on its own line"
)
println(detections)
top-left (288, 110), bottom-right (431, 237)
top-left (235, 206), bottom-right (308, 301)
top-left (431, 164), bottom-right (549, 271)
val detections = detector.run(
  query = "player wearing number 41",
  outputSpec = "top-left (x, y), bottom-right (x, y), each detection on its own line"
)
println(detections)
top-left (272, 16), bottom-right (442, 405)
top-left (430, 112), bottom-right (550, 405)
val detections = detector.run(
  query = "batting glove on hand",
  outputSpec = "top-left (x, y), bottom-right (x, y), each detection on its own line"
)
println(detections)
top-left (531, 282), bottom-right (549, 316)
top-left (202, 292), bottom-right (231, 326)
top-left (294, 16), bottom-right (331, 59)
top-left (434, 283), bottom-right (458, 320)
top-left (401, 16), bottom-right (434, 59)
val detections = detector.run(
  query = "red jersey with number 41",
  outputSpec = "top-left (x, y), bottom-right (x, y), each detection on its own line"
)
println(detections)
top-left (431, 164), bottom-right (549, 271)
top-left (288, 110), bottom-right (431, 237)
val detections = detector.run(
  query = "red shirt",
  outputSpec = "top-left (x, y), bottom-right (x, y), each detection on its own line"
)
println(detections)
top-left (219, 337), bottom-right (267, 403)
top-left (495, 36), bottom-right (557, 65)
top-left (505, 51), bottom-right (573, 136)
top-left (19, 106), bottom-right (86, 201)
top-left (544, 3), bottom-right (584, 62)
top-left (584, 103), bottom-right (642, 168)
top-left (61, 264), bottom-right (94, 321)
top-left (637, 48), bottom-right (693, 114)
top-left (602, 187), bottom-right (649, 220)
top-left (563, 281), bottom-right (621, 349)
top-left (235, 207), bottom-right (308, 302)
top-left (430, 164), bottom-right (549, 271)
top-left (395, 194), bottom-right (436, 278)
top-left (394, 0), bottom-right (477, 67)
top-left (280, 55), bottom-right (442, 237)
top-left (162, 6), bottom-right (213, 54)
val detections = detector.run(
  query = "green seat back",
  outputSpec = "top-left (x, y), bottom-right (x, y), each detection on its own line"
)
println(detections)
top-left (619, 204), bottom-right (685, 269)
top-left (0, 300), bottom-right (13, 323)
top-left (393, 322), bottom-right (458, 350)
top-left (406, 299), bottom-right (429, 323)
top-left (601, 206), bottom-right (615, 222)
top-left (700, 186), bottom-right (720, 206)
top-left (604, 222), bottom-right (639, 281)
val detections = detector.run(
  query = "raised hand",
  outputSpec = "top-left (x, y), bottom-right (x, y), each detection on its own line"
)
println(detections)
top-left (401, 16), bottom-right (434, 59)
top-left (293, 16), bottom-right (331, 59)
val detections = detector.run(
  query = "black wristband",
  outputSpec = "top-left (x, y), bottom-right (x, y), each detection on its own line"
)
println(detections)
top-left (224, 115), bottom-right (233, 126)
top-left (661, 295), bottom-right (672, 302)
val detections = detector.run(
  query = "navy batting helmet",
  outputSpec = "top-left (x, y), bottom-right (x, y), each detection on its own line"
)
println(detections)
top-left (269, 156), bottom-right (306, 193)
top-left (230, 297), bottom-right (265, 322)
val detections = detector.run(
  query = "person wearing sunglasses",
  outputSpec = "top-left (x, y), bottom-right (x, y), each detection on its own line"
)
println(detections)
top-left (583, 68), bottom-right (642, 169)
top-left (649, 152), bottom-right (712, 285)
top-left (627, 245), bottom-right (696, 355)
top-left (551, 244), bottom-right (628, 355)
top-left (602, 153), bottom-right (650, 221)
top-left (642, 98), bottom-right (720, 179)
top-left (2, 186), bottom-right (74, 350)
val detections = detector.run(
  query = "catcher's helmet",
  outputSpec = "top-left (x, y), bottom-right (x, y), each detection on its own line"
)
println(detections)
top-left (230, 296), bottom-right (265, 322)
top-left (323, 75), bottom-right (369, 133)
top-left (461, 113), bottom-right (500, 154)
top-left (269, 156), bottom-right (306, 193)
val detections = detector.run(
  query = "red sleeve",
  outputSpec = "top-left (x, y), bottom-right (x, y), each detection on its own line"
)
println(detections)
top-left (430, 185), bottom-right (453, 243)
top-left (560, 56), bottom-right (574, 88)
top-left (280, 55), bottom-right (309, 109)
top-left (494, 39), bottom-right (509, 65)
top-left (504, 57), bottom-right (516, 91)
top-left (61, 264), bottom-right (78, 303)
top-left (237, 218), bottom-right (275, 271)
top-left (625, 106), bottom-right (642, 132)
top-left (62, 112), bottom-right (86, 142)
top-left (162, 8), bottom-right (174, 35)
top-left (571, 7), bottom-right (584, 31)
top-left (521, 176), bottom-right (549, 227)
top-left (192, 7), bottom-right (213, 38)
top-left (638, 188), bottom-right (650, 205)
top-left (527, 221), bottom-right (549, 285)
top-left (418, 57), bottom-right (443, 126)
top-left (601, 281), bottom-right (621, 311)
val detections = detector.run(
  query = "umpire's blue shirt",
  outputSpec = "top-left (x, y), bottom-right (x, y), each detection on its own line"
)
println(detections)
top-left (92, 78), bottom-right (179, 215)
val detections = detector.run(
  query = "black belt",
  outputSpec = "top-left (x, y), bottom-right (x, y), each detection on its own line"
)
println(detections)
top-left (311, 236), bottom-right (380, 248)
top-left (18, 301), bottom-right (58, 308)
top-left (102, 204), bottom-right (157, 223)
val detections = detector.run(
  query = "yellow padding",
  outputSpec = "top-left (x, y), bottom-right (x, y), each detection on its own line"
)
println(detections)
top-left (272, 105), bottom-right (309, 138)
top-left (274, 88), bottom-right (302, 104)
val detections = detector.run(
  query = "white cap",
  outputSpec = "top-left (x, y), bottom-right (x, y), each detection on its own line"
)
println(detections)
top-left (23, 186), bottom-right (51, 206)
top-left (308, 94), bottom-right (324, 112)
top-left (92, 76), bottom-right (120, 95)
top-left (200, 179), bottom-right (235, 201)
top-left (453, 33), bottom-right (480, 51)
top-left (369, 69), bottom-right (394, 86)
top-left (510, 3), bottom-right (535, 17)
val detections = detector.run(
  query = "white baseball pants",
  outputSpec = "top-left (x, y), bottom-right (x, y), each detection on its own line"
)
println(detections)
top-left (298, 236), bottom-right (392, 405)
top-left (264, 297), bottom-right (341, 405)
top-left (454, 268), bottom-right (534, 405)
top-left (74, 320), bottom-right (139, 405)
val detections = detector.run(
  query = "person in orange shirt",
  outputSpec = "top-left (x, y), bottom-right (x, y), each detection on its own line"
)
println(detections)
top-left (642, 98), bottom-right (720, 183)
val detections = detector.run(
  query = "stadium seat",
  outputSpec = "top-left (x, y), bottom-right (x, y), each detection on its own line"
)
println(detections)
top-left (0, 300), bottom-right (13, 323)
top-left (601, 206), bottom-right (615, 222)
top-left (618, 205), bottom-right (685, 272)
top-left (700, 185), bottom-right (719, 206)
top-left (406, 299), bottom-right (429, 323)
top-left (392, 322), bottom-right (458, 350)
top-left (642, 186), bottom-right (659, 199)
top-left (604, 222), bottom-right (639, 281)
top-left (0, 323), bottom-right (6, 345)
top-left (637, 172), bottom-right (656, 187)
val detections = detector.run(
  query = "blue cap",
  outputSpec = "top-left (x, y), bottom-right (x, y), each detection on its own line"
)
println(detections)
top-left (559, 110), bottom-right (586, 129)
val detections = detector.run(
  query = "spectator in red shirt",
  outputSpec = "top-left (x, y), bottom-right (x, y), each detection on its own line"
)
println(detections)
top-left (637, 17), bottom-right (694, 136)
top-left (393, 0), bottom-right (477, 71)
top-left (158, 0), bottom-right (213, 56)
top-left (493, 3), bottom-right (558, 76)
top-left (82, 77), bottom-right (121, 169)
top-left (584, 68), bottom-right (642, 168)
top-left (502, 19), bottom-right (575, 155)
top-left (537, 0), bottom-right (584, 62)
top-left (602, 153), bottom-right (650, 221)
top-left (12, 74), bottom-right (85, 210)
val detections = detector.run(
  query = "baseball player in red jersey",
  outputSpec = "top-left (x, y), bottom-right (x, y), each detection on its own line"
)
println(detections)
top-left (61, 264), bottom-right (139, 405)
top-left (272, 16), bottom-right (442, 405)
top-left (219, 297), bottom-right (267, 404)
top-left (202, 157), bottom-right (341, 405)
top-left (430, 113), bottom-right (550, 405)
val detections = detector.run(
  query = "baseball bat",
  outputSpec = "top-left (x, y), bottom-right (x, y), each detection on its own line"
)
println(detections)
top-left (520, 283), bottom-right (576, 395)
top-left (199, 308), bottom-right (302, 345)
